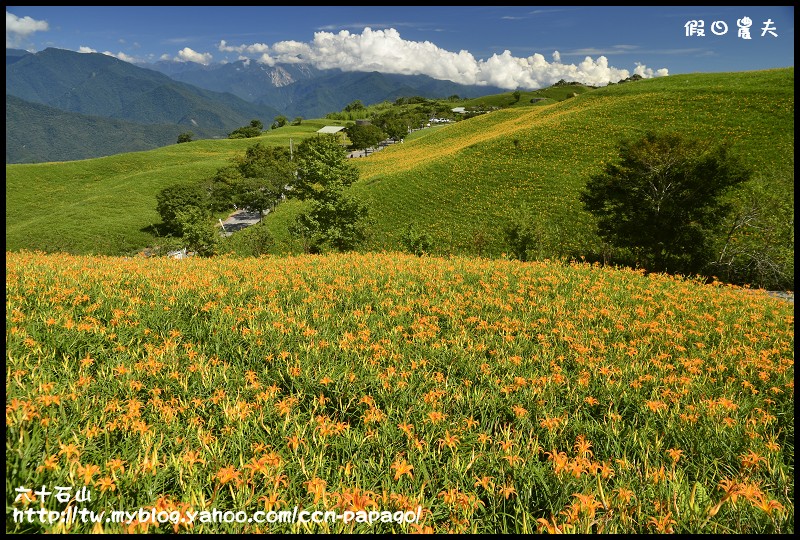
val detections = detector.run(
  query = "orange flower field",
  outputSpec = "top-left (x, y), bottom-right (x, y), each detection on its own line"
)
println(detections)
top-left (6, 250), bottom-right (794, 533)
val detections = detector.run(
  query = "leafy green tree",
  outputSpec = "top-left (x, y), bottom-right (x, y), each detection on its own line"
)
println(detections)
top-left (155, 183), bottom-right (208, 234)
top-left (175, 206), bottom-right (219, 257)
top-left (208, 165), bottom-right (243, 212)
top-left (290, 189), bottom-right (371, 253)
top-left (375, 114), bottom-right (409, 141)
top-left (291, 135), bottom-right (359, 201)
top-left (512, 90), bottom-right (521, 103)
top-left (579, 131), bottom-right (751, 275)
top-left (232, 144), bottom-right (295, 219)
top-left (345, 123), bottom-right (386, 155)
top-left (177, 131), bottom-right (194, 143)
top-left (228, 125), bottom-right (261, 139)
top-left (227, 119), bottom-right (263, 139)
top-left (344, 100), bottom-right (364, 112)
top-left (225, 222), bottom-right (275, 257)
top-left (209, 143), bottom-right (295, 219)
top-left (271, 115), bottom-right (288, 129)
top-left (288, 134), bottom-right (369, 252)
top-left (292, 117), bottom-right (303, 126)
top-left (709, 167), bottom-right (794, 289)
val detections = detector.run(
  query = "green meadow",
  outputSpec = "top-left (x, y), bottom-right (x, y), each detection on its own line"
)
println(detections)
top-left (6, 69), bottom-right (794, 286)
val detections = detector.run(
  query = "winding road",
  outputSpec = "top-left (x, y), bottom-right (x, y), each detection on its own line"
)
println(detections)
top-left (218, 209), bottom-right (266, 237)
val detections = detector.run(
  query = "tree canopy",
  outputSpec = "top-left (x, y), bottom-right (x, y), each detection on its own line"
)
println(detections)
top-left (211, 143), bottom-right (295, 219)
top-left (156, 183), bottom-right (208, 235)
top-left (291, 135), bottom-right (359, 202)
top-left (288, 134), bottom-right (369, 252)
top-left (345, 123), bottom-right (386, 154)
top-left (579, 131), bottom-right (751, 275)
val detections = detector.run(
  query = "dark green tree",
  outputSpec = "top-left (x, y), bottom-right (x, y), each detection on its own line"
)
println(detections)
top-left (271, 115), bottom-right (288, 129)
top-left (579, 131), bottom-right (751, 275)
top-left (232, 144), bottom-right (295, 220)
top-left (155, 183), bottom-right (208, 234)
top-left (291, 189), bottom-right (371, 253)
top-left (177, 131), bottom-right (194, 143)
top-left (209, 143), bottom-right (295, 219)
top-left (291, 135), bottom-right (359, 201)
top-left (344, 100), bottom-right (364, 112)
top-left (228, 124), bottom-right (261, 138)
top-left (175, 206), bottom-right (219, 257)
top-left (227, 222), bottom-right (275, 257)
top-left (345, 123), bottom-right (386, 155)
top-left (375, 114), bottom-right (409, 141)
top-left (208, 165), bottom-right (243, 212)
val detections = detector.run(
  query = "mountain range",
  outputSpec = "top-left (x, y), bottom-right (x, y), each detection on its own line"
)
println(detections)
top-left (6, 47), bottom-right (504, 164)
top-left (142, 58), bottom-right (506, 119)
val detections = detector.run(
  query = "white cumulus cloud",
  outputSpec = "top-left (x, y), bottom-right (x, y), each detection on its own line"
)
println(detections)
top-left (6, 11), bottom-right (49, 47)
top-left (175, 47), bottom-right (213, 65)
top-left (217, 27), bottom-right (668, 89)
top-left (218, 39), bottom-right (270, 55)
top-left (104, 50), bottom-right (140, 63)
top-left (78, 46), bottom-right (97, 54)
top-left (633, 62), bottom-right (669, 78)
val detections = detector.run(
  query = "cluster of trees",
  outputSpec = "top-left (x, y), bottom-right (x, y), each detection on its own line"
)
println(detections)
top-left (607, 74), bottom-right (644, 86)
top-left (226, 116), bottom-right (302, 139)
top-left (227, 119), bottom-right (264, 139)
top-left (578, 132), bottom-right (751, 277)
top-left (345, 123), bottom-right (385, 155)
top-left (155, 135), bottom-right (371, 257)
top-left (328, 97), bottom-right (458, 127)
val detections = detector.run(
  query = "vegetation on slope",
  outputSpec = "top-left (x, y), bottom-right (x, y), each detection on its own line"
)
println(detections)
top-left (6, 250), bottom-right (794, 533)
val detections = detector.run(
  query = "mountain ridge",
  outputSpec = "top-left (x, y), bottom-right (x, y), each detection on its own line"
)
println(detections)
top-left (7, 47), bottom-right (507, 163)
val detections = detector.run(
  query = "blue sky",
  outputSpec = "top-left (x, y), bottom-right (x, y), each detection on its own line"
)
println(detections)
top-left (6, 6), bottom-right (794, 90)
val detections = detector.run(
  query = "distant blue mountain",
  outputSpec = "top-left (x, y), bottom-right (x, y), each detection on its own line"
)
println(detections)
top-left (6, 47), bottom-right (282, 163)
top-left (143, 58), bottom-right (506, 119)
top-left (6, 47), bottom-right (505, 163)
top-left (7, 48), bottom-right (280, 134)
top-left (6, 95), bottom-right (182, 164)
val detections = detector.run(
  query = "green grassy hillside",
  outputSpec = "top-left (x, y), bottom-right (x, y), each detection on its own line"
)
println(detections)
top-left (6, 69), bottom-right (794, 287)
top-left (339, 69), bottom-right (793, 256)
top-left (5, 119), bottom-right (347, 254)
